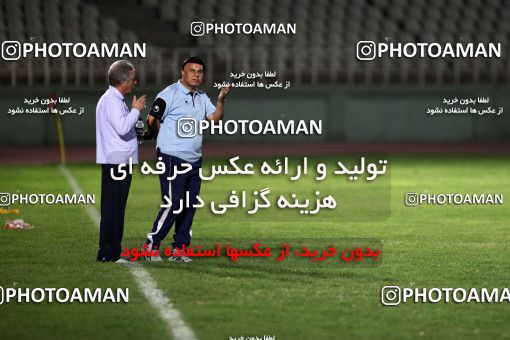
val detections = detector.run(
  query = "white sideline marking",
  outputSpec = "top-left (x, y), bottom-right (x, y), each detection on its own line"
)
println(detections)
top-left (59, 166), bottom-right (196, 340)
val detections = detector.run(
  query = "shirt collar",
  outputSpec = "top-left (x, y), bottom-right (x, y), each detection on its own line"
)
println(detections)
top-left (109, 85), bottom-right (124, 100)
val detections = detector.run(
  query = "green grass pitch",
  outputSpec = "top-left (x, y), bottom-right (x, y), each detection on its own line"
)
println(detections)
top-left (0, 155), bottom-right (509, 339)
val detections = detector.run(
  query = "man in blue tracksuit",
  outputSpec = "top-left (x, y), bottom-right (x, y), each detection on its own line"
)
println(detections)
top-left (142, 57), bottom-right (230, 262)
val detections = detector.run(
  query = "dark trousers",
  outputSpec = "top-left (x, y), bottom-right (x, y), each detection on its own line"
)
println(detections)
top-left (97, 164), bottom-right (132, 261)
top-left (145, 151), bottom-right (202, 249)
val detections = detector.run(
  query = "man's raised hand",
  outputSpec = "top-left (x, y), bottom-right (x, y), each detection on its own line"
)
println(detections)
top-left (132, 94), bottom-right (147, 111)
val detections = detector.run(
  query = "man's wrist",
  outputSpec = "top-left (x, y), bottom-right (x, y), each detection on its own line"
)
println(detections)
top-left (217, 98), bottom-right (226, 103)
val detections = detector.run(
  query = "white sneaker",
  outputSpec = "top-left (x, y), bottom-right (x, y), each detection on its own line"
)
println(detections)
top-left (114, 258), bottom-right (130, 264)
top-left (168, 254), bottom-right (192, 263)
top-left (141, 244), bottom-right (163, 262)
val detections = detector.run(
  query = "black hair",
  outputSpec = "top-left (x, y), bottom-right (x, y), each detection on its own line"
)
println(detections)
top-left (182, 57), bottom-right (206, 71)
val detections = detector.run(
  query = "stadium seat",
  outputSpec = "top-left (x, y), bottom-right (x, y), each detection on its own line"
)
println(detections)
top-left (2, 0), bottom-right (510, 86)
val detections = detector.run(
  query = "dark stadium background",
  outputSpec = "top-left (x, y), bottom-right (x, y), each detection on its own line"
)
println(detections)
top-left (0, 0), bottom-right (509, 162)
